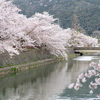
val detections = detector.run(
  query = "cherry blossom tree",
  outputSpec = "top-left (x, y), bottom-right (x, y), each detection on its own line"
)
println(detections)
top-left (68, 29), bottom-right (98, 47)
top-left (24, 12), bottom-right (71, 59)
top-left (0, 0), bottom-right (98, 59)
top-left (0, 0), bottom-right (71, 59)
top-left (0, 0), bottom-right (35, 56)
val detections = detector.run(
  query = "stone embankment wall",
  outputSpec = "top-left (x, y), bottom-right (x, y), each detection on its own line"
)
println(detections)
top-left (0, 48), bottom-right (74, 68)
top-left (0, 49), bottom-right (58, 77)
top-left (0, 48), bottom-right (74, 77)
top-left (0, 49), bottom-right (54, 68)
top-left (0, 58), bottom-right (62, 77)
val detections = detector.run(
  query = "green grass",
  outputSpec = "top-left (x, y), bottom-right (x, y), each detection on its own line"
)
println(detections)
top-left (68, 54), bottom-right (77, 58)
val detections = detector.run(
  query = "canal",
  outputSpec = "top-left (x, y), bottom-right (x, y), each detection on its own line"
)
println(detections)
top-left (0, 56), bottom-right (99, 100)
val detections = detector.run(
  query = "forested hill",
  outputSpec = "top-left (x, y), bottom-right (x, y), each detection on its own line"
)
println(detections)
top-left (12, 0), bottom-right (100, 35)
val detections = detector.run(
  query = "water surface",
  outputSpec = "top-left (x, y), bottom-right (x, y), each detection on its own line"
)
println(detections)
top-left (0, 56), bottom-right (99, 100)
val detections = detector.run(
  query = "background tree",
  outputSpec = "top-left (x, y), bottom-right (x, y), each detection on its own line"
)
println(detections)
top-left (12, 0), bottom-right (100, 35)
top-left (92, 30), bottom-right (100, 39)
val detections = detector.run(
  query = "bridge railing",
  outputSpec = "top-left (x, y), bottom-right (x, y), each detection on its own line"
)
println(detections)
top-left (74, 47), bottom-right (100, 50)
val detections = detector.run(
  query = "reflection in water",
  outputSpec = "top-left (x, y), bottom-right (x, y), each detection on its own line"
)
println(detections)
top-left (0, 62), bottom-right (68, 100)
top-left (73, 56), bottom-right (98, 61)
top-left (0, 56), bottom-right (99, 100)
top-left (60, 56), bottom-right (100, 100)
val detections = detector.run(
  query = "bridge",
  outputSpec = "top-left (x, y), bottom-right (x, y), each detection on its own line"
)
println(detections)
top-left (74, 47), bottom-right (100, 53)
top-left (73, 47), bottom-right (100, 55)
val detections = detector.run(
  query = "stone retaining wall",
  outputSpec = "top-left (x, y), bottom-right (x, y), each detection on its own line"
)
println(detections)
top-left (0, 48), bottom-right (72, 77)
top-left (0, 49), bottom-right (54, 67)
top-left (0, 57), bottom-right (63, 77)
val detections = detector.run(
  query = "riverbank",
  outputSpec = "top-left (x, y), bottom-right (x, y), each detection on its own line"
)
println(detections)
top-left (0, 56), bottom-right (64, 77)
top-left (0, 53), bottom-right (77, 78)
top-left (0, 48), bottom-right (75, 77)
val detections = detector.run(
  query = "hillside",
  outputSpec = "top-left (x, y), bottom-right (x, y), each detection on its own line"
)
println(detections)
top-left (12, 0), bottom-right (100, 35)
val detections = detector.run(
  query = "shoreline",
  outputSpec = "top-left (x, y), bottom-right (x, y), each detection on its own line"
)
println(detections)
top-left (0, 57), bottom-right (64, 77)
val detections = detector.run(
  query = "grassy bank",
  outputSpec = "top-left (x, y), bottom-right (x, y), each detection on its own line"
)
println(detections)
top-left (68, 54), bottom-right (78, 58)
